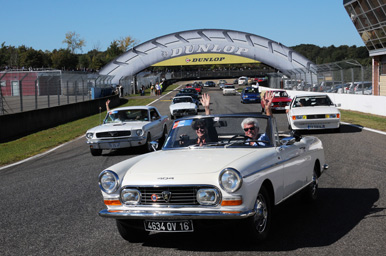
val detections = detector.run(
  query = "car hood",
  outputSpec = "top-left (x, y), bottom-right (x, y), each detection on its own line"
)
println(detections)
top-left (120, 148), bottom-right (277, 185)
top-left (87, 122), bottom-right (147, 132)
top-left (290, 106), bottom-right (340, 115)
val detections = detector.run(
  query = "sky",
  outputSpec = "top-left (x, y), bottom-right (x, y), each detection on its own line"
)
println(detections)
top-left (1, 0), bottom-right (364, 53)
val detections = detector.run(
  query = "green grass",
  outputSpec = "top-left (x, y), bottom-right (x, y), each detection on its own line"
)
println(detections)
top-left (340, 110), bottom-right (386, 132)
top-left (0, 83), bottom-right (385, 166)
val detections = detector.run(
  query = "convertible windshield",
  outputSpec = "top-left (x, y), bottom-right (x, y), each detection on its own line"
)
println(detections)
top-left (164, 115), bottom-right (274, 149)
top-left (293, 95), bottom-right (333, 108)
top-left (104, 109), bottom-right (149, 123)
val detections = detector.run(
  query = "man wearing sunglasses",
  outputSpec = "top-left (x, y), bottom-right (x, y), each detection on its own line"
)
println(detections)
top-left (241, 91), bottom-right (274, 146)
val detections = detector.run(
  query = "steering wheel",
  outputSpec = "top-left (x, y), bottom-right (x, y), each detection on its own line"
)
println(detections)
top-left (228, 135), bottom-right (250, 144)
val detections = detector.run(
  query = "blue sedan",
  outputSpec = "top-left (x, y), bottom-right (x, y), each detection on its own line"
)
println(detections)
top-left (241, 87), bottom-right (261, 103)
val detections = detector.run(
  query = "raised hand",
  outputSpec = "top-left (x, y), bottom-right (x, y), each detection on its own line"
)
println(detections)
top-left (263, 91), bottom-right (274, 116)
top-left (200, 93), bottom-right (211, 115)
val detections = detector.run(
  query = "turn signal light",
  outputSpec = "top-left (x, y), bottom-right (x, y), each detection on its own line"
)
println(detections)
top-left (221, 199), bottom-right (243, 206)
top-left (104, 199), bottom-right (122, 206)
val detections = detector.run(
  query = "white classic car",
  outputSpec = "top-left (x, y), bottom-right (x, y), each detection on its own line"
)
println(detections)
top-left (98, 114), bottom-right (328, 242)
top-left (169, 96), bottom-right (198, 119)
top-left (223, 84), bottom-right (237, 95)
top-left (85, 106), bottom-right (168, 156)
top-left (286, 94), bottom-right (341, 131)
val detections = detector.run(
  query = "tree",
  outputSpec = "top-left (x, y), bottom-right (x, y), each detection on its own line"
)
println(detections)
top-left (51, 49), bottom-right (78, 70)
top-left (19, 47), bottom-right (45, 68)
top-left (117, 36), bottom-right (139, 52)
top-left (105, 40), bottom-right (123, 63)
top-left (62, 31), bottom-right (86, 54)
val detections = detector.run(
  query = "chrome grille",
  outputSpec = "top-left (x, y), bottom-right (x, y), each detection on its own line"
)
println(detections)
top-left (96, 131), bottom-right (131, 138)
top-left (124, 186), bottom-right (218, 206)
top-left (306, 114), bottom-right (326, 119)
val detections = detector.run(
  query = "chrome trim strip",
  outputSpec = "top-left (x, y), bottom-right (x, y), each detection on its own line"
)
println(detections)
top-left (99, 209), bottom-right (255, 220)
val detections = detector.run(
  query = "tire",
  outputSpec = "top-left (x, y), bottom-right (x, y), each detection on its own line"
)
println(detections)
top-left (116, 220), bottom-right (149, 243)
top-left (90, 148), bottom-right (102, 156)
top-left (302, 165), bottom-right (319, 203)
top-left (243, 186), bottom-right (272, 241)
top-left (144, 133), bottom-right (152, 152)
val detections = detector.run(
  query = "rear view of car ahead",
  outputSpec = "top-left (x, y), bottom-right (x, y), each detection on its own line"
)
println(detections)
top-left (286, 94), bottom-right (341, 131)
top-left (241, 86), bottom-right (261, 103)
top-left (98, 114), bottom-right (327, 243)
top-left (169, 96), bottom-right (198, 119)
top-left (222, 84), bottom-right (237, 95)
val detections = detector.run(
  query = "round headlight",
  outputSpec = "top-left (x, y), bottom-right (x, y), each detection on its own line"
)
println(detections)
top-left (219, 168), bottom-right (243, 193)
top-left (121, 189), bottom-right (141, 204)
top-left (98, 170), bottom-right (119, 193)
top-left (86, 133), bottom-right (93, 139)
top-left (135, 129), bottom-right (143, 136)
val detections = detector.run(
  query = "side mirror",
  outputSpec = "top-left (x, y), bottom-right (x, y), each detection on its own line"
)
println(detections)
top-left (336, 103), bottom-right (341, 107)
top-left (280, 137), bottom-right (296, 145)
top-left (290, 130), bottom-right (302, 141)
top-left (150, 141), bottom-right (159, 151)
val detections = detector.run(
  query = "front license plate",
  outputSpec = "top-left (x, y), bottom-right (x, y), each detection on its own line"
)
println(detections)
top-left (308, 124), bottom-right (325, 129)
top-left (144, 220), bottom-right (193, 232)
top-left (109, 142), bottom-right (120, 148)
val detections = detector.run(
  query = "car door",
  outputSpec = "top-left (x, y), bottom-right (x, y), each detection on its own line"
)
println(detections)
top-left (149, 108), bottom-right (162, 139)
top-left (277, 142), bottom-right (309, 198)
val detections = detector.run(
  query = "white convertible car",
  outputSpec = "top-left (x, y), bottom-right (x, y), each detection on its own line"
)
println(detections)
top-left (286, 94), bottom-right (341, 131)
top-left (169, 96), bottom-right (198, 119)
top-left (98, 114), bottom-right (328, 243)
top-left (85, 106), bottom-right (168, 156)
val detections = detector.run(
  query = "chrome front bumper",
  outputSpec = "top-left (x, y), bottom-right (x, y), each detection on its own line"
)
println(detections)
top-left (99, 209), bottom-right (255, 220)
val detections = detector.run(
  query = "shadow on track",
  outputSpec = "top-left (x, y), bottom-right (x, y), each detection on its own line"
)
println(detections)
top-left (134, 188), bottom-right (380, 252)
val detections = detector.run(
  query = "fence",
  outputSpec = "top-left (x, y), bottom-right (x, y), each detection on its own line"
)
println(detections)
top-left (282, 60), bottom-right (373, 95)
top-left (0, 70), bottom-right (114, 115)
top-left (0, 61), bottom-right (375, 116)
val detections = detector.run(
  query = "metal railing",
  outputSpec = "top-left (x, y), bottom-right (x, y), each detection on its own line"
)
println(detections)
top-left (282, 60), bottom-right (373, 95)
top-left (0, 70), bottom-right (113, 115)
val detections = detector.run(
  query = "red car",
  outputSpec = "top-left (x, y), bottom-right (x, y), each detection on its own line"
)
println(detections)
top-left (192, 84), bottom-right (202, 94)
top-left (261, 90), bottom-right (292, 112)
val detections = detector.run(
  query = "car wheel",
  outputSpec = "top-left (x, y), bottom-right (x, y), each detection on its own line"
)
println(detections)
top-left (144, 133), bottom-right (152, 152)
top-left (244, 186), bottom-right (272, 241)
top-left (90, 148), bottom-right (102, 156)
top-left (303, 165), bottom-right (319, 203)
top-left (116, 220), bottom-right (149, 243)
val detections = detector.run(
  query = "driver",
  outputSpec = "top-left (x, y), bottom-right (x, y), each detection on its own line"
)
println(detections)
top-left (241, 118), bottom-right (269, 146)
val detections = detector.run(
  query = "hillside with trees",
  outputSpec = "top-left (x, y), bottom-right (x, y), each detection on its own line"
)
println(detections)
top-left (0, 33), bottom-right (371, 72)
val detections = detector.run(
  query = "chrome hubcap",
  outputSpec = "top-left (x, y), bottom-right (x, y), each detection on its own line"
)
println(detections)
top-left (254, 194), bottom-right (267, 233)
